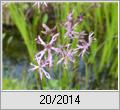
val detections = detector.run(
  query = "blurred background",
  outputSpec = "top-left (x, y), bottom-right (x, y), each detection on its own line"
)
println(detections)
top-left (2, 2), bottom-right (118, 90)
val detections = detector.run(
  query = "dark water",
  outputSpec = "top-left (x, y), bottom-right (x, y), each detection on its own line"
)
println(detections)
top-left (3, 25), bottom-right (30, 79)
top-left (3, 55), bottom-right (29, 79)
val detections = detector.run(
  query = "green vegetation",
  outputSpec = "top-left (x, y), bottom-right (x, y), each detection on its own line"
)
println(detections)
top-left (2, 2), bottom-right (118, 90)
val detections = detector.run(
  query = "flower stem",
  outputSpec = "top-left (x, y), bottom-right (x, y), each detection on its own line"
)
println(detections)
top-left (39, 79), bottom-right (43, 90)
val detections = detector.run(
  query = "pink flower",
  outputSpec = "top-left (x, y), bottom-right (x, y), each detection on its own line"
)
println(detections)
top-left (74, 32), bottom-right (94, 57)
top-left (35, 33), bottom-right (60, 67)
top-left (29, 60), bottom-right (51, 80)
top-left (41, 24), bottom-right (57, 37)
top-left (64, 12), bottom-right (83, 39)
top-left (64, 12), bottom-right (74, 39)
top-left (57, 44), bottom-right (75, 66)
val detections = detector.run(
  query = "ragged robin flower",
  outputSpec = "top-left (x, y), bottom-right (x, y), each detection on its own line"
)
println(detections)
top-left (64, 11), bottom-right (83, 39)
top-left (74, 32), bottom-right (94, 57)
top-left (57, 44), bottom-right (75, 67)
top-left (35, 33), bottom-right (60, 67)
top-left (29, 10), bottom-right (95, 82)
top-left (41, 24), bottom-right (57, 37)
top-left (29, 58), bottom-right (51, 80)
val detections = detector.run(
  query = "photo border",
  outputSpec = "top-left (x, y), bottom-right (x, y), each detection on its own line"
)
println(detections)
top-left (0, 0), bottom-right (120, 110)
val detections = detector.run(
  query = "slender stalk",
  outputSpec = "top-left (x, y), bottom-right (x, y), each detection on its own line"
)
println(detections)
top-left (39, 79), bottom-right (43, 90)
top-left (85, 63), bottom-right (89, 89)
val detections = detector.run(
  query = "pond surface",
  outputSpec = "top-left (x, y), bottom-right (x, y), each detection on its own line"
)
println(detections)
top-left (3, 26), bottom-right (31, 80)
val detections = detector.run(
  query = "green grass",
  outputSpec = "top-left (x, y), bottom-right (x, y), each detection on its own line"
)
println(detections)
top-left (3, 2), bottom-right (118, 90)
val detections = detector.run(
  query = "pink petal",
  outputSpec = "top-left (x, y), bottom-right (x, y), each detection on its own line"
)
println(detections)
top-left (77, 45), bottom-right (84, 49)
top-left (51, 47), bottom-right (61, 53)
top-left (49, 33), bottom-right (59, 45)
top-left (41, 31), bottom-right (47, 35)
top-left (42, 60), bottom-right (49, 67)
top-left (28, 63), bottom-right (38, 72)
top-left (28, 67), bottom-right (37, 72)
top-left (33, 2), bottom-right (40, 9)
top-left (42, 68), bottom-right (51, 79)
top-left (37, 35), bottom-right (46, 46)
top-left (35, 49), bottom-right (46, 64)
top-left (43, 2), bottom-right (48, 7)
top-left (67, 11), bottom-right (73, 21)
top-left (42, 24), bottom-right (50, 32)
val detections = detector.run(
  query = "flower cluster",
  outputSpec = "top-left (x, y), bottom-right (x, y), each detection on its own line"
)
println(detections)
top-left (29, 11), bottom-right (95, 80)
top-left (74, 32), bottom-right (95, 57)
top-left (57, 44), bottom-right (75, 67)
top-left (64, 11), bottom-right (83, 39)
top-left (29, 24), bottom-right (60, 80)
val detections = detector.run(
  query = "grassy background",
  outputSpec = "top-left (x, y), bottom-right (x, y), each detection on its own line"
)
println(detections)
top-left (2, 2), bottom-right (118, 90)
